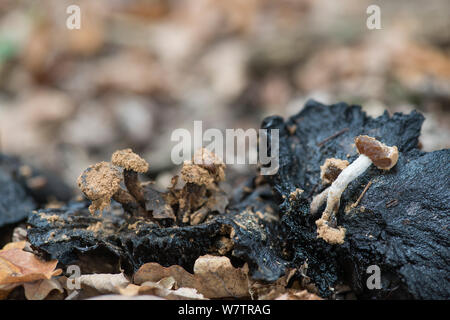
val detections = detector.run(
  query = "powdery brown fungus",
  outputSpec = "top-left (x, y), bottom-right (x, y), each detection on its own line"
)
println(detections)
top-left (168, 148), bottom-right (228, 225)
top-left (181, 148), bottom-right (226, 187)
top-left (111, 148), bottom-right (149, 173)
top-left (320, 158), bottom-right (349, 185)
top-left (192, 148), bottom-right (226, 182)
top-left (77, 161), bottom-right (122, 214)
top-left (111, 148), bottom-right (149, 208)
top-left (316, 135), bottom-right (399, 245)
top-left (311, 158), bottom-right (349, 215)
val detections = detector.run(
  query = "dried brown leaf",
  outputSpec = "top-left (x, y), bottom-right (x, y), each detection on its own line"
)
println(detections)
top-left (120, 279), bottom-right (205, 300)
top-left (0, 242), bottom-right (60, 285)
top-left (23, 278), bottom-right (64, 300)
top-left (77, 273), bottom-right (130, 294)
top-left (134, 255), bottom-right (249, 299)
top-left (275, 289), bottom-right (322, 300)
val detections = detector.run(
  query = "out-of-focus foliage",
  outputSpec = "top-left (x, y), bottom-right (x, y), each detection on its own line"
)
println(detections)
top-left (0, 0), bottom-right (448, 193)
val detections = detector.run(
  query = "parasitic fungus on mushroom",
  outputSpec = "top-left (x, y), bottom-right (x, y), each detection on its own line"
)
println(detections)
top-left (316, 135), bottom-right (399, 245)
top-left (77, 161), bottom-right (136, 214)
top-left (111, 148), bottom-right (149, 208)
top-left (320, 158), bottom-right (349, 185)
top-left (180, 148), bottom-right (226, 187)
top-left (167, 148), bottom-right (228, 225)
top-left (311, 158), bottom-right (349, 215)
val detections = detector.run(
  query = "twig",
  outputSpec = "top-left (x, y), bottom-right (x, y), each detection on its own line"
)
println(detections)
top-left (317, 128), bottom-right (349, 146)
top-left (386, 199), bottom-right (399, 208)
top-left (351, 180), bottom-right (372, 208)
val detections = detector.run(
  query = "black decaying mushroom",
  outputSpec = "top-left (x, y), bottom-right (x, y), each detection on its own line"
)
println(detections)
top-left (316, 135), bottom-right (399, 244)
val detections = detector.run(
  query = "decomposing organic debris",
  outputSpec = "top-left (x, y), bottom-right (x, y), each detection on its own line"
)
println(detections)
top-left (28, 148), bottom-right (287, 284)
top-left (26, 100), bottom-right (449, 300)
top-left (77, 148), bottom-right (228, 227)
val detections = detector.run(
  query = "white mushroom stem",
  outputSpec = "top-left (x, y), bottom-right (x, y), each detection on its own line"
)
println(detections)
top-left (310, 186), bottom-right (330, 215)
top-left (322, 154), bottom-right (372, 220)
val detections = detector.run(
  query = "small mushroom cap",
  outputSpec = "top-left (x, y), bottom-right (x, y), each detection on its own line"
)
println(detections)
top-left (111, 148), bottom-right (149, 173)
top-left (77, 162), bottom-right (121, 214)
top-left (355, 135), bottom-right (399, 170)
top-left (320, 158), bottom-right (349, 185)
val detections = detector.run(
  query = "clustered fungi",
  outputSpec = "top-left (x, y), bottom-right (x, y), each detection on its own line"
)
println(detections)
top-left (166, 148), bottom-right (228, 225)
top-left (77, 149), bottom-right (149, 217)
top-left (315, 135), bottom-right (399, 244)
top-left (77, 147), bottom-right (227, 227)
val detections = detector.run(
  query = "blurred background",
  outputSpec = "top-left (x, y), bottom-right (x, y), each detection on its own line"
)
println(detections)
top-left (0, 0), bottom-right (449, 194)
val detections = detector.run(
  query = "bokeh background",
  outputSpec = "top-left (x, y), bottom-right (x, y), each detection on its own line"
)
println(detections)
top-left (0, 0), bottom-right (449, 194)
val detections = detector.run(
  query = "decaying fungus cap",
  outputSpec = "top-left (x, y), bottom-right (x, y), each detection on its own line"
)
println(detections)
top-left (111, 148), bottom-right (149, 173)
top-left (181, 148), bottom-right (226, 186)
top-left (320, 158), bottom-right (349, 185)
top-left (77, 161), bottom-right (121, 214)
top-left (111, 148), bottom-right (149, 209)
top-left (355, 135), bottom-right (399, 170)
